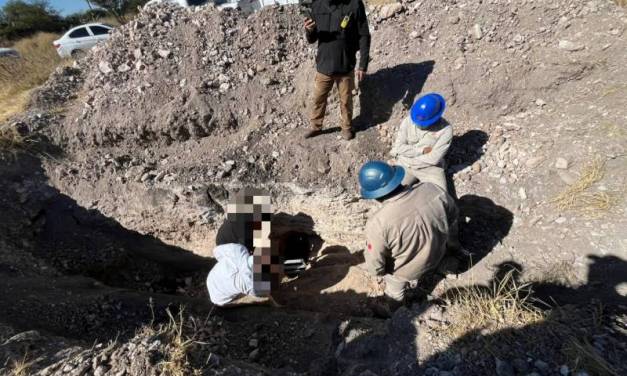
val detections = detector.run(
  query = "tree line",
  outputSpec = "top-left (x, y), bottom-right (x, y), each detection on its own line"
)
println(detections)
top-left (0, 0), bottom-right (148, 42)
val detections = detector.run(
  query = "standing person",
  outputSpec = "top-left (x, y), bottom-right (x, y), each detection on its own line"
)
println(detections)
top-left (358, 161), bottom-right (460, 315)
top-left (390, 93), bottom-right (452, 191)
top-left (303, 0), bottom-right (371, 141)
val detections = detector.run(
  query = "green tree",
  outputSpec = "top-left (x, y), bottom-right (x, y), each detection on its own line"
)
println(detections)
top-left (90, 0), bottom-right (148, 24)
top-left (0, 0), bottom-right (65, 40)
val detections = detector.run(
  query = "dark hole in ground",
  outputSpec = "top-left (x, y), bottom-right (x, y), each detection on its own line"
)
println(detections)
top-left (277, 231), bottom-right (321, 277)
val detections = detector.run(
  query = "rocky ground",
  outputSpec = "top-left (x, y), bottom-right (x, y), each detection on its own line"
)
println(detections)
top-left (1, 0), bottom-right (626, 375)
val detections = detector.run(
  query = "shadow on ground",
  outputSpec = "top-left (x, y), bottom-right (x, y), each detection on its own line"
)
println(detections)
top-left (354, 60), bottom-right (435, 132)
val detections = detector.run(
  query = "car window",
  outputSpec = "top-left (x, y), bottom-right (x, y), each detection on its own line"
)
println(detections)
top-left (69, 27), bottom-right (90, 38)
top-left (90, 26), bottom-right (111, 36)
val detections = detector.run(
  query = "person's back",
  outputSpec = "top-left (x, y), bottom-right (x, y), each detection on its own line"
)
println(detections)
top-left (365, 182), bottom-right (457, 282)
top-left (206, 243), bottom-right (254, 306)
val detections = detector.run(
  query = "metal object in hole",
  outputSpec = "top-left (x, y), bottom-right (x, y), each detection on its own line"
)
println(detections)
top-left (284, 258), bottom-right (307, 275)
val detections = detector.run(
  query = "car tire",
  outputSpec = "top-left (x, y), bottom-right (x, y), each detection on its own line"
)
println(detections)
top-left (71, 49), bottom-right (86, 60)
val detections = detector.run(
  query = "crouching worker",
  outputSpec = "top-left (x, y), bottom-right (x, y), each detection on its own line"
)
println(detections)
top-left (390, 93), bottom-right (452, 192)
top-left (358, 161), bottom-right (459, 315)
top-left (207, 188), bottom-right (283, 307)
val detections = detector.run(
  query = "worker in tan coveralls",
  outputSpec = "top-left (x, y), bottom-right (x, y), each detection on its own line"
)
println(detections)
top-left (390, 93), bottom-right (452, 191)
top-left (358, 160), bottom-right (459, 314)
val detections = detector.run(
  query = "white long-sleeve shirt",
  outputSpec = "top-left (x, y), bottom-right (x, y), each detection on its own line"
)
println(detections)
top-left (390, 116), bottom-right (453, 170)
top-left (206, 243), bottom-right (254, 306)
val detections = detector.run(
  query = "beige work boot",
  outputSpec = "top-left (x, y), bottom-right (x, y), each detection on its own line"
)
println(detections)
top-left (341, 128), bottom-right (355, 140)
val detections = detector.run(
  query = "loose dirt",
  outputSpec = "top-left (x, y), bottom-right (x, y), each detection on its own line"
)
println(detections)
top-left (1, 1), bottom-right (626, 375)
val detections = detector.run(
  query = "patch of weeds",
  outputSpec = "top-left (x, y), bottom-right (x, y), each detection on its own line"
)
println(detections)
top-left (551, 157), bottom-right (620, 217)
top-left (8, 353), bottom-right (34, 376)
top-left (442, 268), bottom-right (547, 339)
top-left (528, 260), bottom-right (581, 287)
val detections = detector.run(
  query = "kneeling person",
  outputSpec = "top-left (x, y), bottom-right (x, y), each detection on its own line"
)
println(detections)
top-left (359, 161), bottom-right (459, 305)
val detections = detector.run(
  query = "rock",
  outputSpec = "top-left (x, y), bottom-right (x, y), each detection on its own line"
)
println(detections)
top-left (410, 31), bottom-right (419, 39)
top-left (98, 61), bottom-right (113, 74)
top-left (448, 15), bottom-right (460, 24)
top-left (555, 158), bottom-right (569, 169)
top-left (249, 348), bottom-right (260, 361)
top-left (557, 170), bottom-right (577, 185)
top-left (512, 358), bottom-right (529, 374)
top-left (495, 358), bottom-right (515, 376)
top-left (533, 359), bottom-right (549, 371)
top-left (559, 365), bottom-right (570, 375)
top-left (526, 156), bottom-right (544, 168)
top-left (157, 49), bottom-right (172, 58)
top-left (117, 63), bottom-right (131, 73)
top-left (358, 371), bottom-right (379, 376)
top-left (454, 57), bottom-right (465, 70)
top-left (518, 187), bottom-right (527, 200)
top-left (555, 216), bottom-right (567, 224)
top-left (380, 3), bottom-right (404, 20)
top-left (558, 40), bottom-right (584, 51)
top-left (471, 161), bottom-right (482, 174)
top-left (471, 24), bottom-right (483, 40)
top-left (574, 371), bottom-right (590, 376)
top-left (535, 98), bottom-right (546, 106)
top-left (249, 338), bottom-right (259, 347)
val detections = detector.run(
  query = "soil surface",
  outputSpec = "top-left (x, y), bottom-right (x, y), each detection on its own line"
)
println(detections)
top-left (1, 1), bottom-right (626, 375)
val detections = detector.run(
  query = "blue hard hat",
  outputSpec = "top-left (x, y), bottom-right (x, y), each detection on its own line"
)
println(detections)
top-left (358, 161), bottom-right (405, 199)
top-left (410, 93), bottom-right (446, 128)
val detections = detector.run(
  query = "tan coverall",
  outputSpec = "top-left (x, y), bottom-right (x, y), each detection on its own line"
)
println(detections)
top-left (310, 72), bottom-right (355, 131)
top-left (364, 182), bottom-right (459, 301)
top-left (390, 116), bottom-right (453, 191)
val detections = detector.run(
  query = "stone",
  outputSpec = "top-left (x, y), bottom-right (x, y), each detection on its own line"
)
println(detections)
top-left (574, 371), bottom-right (590, 376)
top-left (535, 98), bottom-right (546, 106)
top-left (249, 348), bottom-right (260, 361)
top-left (558, 40), bottom-right (584, 51)
top-left (410, 31), bottom-right (419, 39)
top-left (157, 49), bottom-right (172, 58)
top-left (471, 24), bottom-right (483, 40)
top-left (380, 3), bottom-right (404, 20)
top-left (512, 358), bottom-right (529, 374)
top-left (557, 170), bottom-right (577, 185)
top-left (448, 15), bottom-right (460, 24)
top-left (117, 63), bottom-right (131, 73)
top-left (555, 158), bottom-right (569, 169)
top-left (495, 358), bottom-right (515, 376)
top-left (518, 187), bottom-right (527, 200)
top-left (533, 359), bottom-right (549, 371)
top-left (249, 338), bottom-right (259, 347)
top-left (559, 365), bottom-right (570, 375)
top-left (98, 61), bottom-right (113, 74)
top-left (526, 156), bottom-right (544, 168)
top-left (471, 161), bottom-right (482, 174)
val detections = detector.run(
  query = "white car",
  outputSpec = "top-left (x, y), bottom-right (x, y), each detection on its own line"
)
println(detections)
top-left (53, 23), bottom-right (113, 59)
top-left (0, 48), bottom-right (20, 58)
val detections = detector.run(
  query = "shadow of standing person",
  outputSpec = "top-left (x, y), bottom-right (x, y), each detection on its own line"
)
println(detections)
top-left (354, 60), bottom-right (435, 132)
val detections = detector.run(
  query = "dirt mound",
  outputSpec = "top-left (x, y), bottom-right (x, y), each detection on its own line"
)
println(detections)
top-left (2, 0), bottom-right (627, 375)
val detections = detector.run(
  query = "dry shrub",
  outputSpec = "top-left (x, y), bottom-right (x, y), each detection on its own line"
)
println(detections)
top-left (0, 32), bottom-right (63, 121)
top-left (444, 268), bottom-right (546, 338)
top-left (551, 157), bottom-right (620, 217)
top-left (8, 353), bottom-right (34, 376)
top-left (158, 308), bottom-right (200, 376)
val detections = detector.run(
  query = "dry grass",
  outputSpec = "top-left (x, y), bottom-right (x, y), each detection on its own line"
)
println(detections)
top-left (614, 0), bottom-right (627, 7)
top-left (8, 353), bottom-right (34, 376)
top-left (158, 308), bottom-right (199, 376)
top-left (0, 32), bottom-right (63, 122)
top-left (443, 268), bottom-right (546, 338)
top-left (551, 157), bottom-right (620, 217)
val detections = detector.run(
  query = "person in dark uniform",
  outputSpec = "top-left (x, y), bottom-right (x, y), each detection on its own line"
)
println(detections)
top-left (303, 0), bottom-right (371, 141)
